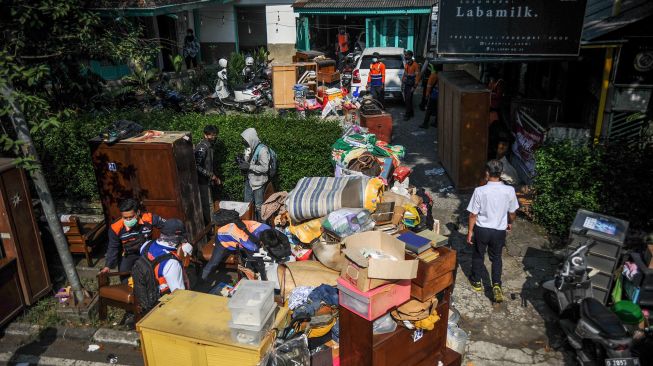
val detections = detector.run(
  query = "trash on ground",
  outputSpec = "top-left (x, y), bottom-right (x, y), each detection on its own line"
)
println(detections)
top-left (107, 354), bottom-right (119, 364)
top-left (424, 168), bottom-right (445, 176)
top-left (87, 344), bottom-right (100, 352)
top-left (438, 185), bottom-right (454, 193)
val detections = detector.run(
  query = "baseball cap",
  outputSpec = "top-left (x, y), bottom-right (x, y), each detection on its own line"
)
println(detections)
top-left (160, 219), bottom-right (187, 237)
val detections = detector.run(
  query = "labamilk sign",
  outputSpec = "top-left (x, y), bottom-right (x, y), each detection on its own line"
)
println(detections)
top-left (437, 0), bottom-right (588, 56)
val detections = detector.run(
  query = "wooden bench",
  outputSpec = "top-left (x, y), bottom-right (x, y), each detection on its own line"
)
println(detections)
top-left (60, 215), bottom-right (106, 267)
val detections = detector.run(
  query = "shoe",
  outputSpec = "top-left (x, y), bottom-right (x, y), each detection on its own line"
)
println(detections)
top-left (470, 280), bottom-right (482, 292)
top-left (493, 284), bottom-right (504, 303)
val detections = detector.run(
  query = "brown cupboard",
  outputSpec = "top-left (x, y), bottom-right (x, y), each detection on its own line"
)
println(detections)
top-left (89, 132), bottom-right (204, 242)
top-left (0, 159), bottom-right (51, 305)
top-left (0, 258), bottom-right (25, 326)
top-left (437, 71), bottom-right (490, 190)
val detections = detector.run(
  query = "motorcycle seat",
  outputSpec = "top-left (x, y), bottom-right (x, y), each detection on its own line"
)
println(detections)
top-left (233, 83), bottom-right (254, 91)
top-left (581, 298), bottom-right (628, 338)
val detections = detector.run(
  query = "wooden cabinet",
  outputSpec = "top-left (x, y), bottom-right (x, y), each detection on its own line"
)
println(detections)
top-left (437, 71), bottom-right (490, 190)
top-left (360, 112), bottom-right (393, 143)
top-left (89, 132), bottom-right (203, 242)
top-left (272, 62), bottom-right (317, 109)
top-left (0, 258), bottom-right (25, 326)
top-left (0, 159), bottom-right (51, 305)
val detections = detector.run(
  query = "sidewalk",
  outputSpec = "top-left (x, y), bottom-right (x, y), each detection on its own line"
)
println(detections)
top-left (388, 98), bottom-right (573, 365)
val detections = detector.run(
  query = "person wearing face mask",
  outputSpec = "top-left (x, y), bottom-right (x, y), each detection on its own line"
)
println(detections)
top-left (402, 50), bottom-right (420, 120)
top-left (366, 52), bottom-right (386, 106)
top-left (139, 219), bottom-right (191, 294)
top-left (335, 26), bottom-right (350, 68)
top-left (183, 29), bottom-right (200, 69)
top-left (195, 125), bottom-right (221, 225)
top-left (100, 198), bottom-right (166, 281)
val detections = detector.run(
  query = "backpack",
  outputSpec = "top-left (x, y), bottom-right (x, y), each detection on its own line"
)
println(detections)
top-left (251, 143), bottom-right (278, 178)
top-left (132, 241), bottom-right (181, 315)
top-left (259, 229), bottom-right (291, 262)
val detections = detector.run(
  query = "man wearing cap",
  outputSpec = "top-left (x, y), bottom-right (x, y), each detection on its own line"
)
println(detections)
top-left (140, 219), bottom-right (192, 294)
top-left (366, 52), bottom-right (386, 105)
top-left (466, 159), bottom-right (519, 303)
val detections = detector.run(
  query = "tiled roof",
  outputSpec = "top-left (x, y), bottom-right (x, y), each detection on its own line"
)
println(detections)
top-left (583, 0), bottom-right (653, 41)
top-left (293, 0), bottom-right (436, 9)
top-left (91, 0), bottom-right (207, 9)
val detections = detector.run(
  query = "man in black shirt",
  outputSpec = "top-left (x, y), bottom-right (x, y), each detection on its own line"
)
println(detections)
top-left (194, 125), bottom-right (221, 225)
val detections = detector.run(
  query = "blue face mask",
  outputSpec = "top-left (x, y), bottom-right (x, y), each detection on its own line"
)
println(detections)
top-left (372, 58), bottom-right (378, 63)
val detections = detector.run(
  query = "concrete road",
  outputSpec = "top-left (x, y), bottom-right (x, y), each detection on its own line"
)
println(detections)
top-left (0, 331), bottom-right (143, 366)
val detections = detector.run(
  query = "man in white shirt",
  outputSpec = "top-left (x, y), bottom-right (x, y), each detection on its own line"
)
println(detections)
top-left (139, 219), bottom-right (192, 293)
top-left (466, 160), bottom-right (519, 302)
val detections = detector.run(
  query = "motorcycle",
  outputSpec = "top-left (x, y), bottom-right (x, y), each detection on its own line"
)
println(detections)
top-left (543, 240), bottom-right (636, 366)
top-left (213, 68), bottom-right (265, 113)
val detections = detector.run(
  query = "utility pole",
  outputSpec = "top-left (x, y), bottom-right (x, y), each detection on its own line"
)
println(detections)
top-left (1, 84), bottom-right (86, 303)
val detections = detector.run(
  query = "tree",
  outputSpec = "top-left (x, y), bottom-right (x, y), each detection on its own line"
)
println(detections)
top-left (0, 0), bottom-right (159, 302)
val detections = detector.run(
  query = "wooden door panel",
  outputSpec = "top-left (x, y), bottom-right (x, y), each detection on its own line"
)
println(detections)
top-left (130, 147), bottom-right (177, 202)
top-left (0, 168), bottom-right (51, 304)
top-left (0, 258), bottom-right (25, 327)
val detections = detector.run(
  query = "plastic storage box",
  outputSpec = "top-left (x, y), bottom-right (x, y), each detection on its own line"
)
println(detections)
top-left (229, 280), bottom-right (275, 326)
top-left (229, 306), bottom-right (276, 345)
top-left (337, 277), bottom-right (410, 321)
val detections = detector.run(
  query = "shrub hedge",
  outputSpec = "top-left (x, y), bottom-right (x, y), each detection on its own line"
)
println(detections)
top-left (532, 140), bottom-right (652, 243)
top-left (34, 111), bottom-right (342, 202)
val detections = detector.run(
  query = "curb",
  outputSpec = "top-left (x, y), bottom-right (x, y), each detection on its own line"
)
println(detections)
top-left (4, 322), bottom-right (138, 346)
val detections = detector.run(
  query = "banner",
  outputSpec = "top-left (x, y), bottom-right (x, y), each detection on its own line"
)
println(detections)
top-left (437, 0), bottom-right (587, 56)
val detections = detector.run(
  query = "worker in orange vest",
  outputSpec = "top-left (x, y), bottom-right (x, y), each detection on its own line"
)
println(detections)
top-left (366, 52), bottom-right (386, 106)
top-left (402, 50), bottom-right (420, 120)
top-left (335, 26), bottom-right (350, 68)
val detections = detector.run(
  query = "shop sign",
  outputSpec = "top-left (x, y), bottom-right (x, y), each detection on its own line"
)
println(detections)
top-left (437, 0), bottom-right (587, 56)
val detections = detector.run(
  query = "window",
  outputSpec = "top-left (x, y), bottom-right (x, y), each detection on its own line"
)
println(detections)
top-left (360, 55), bottom-right (404, 69)
top-left (365, 17), bottom-right (414, 50)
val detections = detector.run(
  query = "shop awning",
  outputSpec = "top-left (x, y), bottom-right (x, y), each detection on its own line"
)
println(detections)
top-left (582, 0), bottom-right (653, 41)
top-left (293, 0), bottom-right (436, 15)
top-left (91, 0), bottom-right (230, 17)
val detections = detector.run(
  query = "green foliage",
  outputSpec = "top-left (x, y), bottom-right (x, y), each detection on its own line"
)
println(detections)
top-left (227, 52), bottom-right (245, 89)
top-left (121, 59), bottom-right (159, 96)
top-left (532, 141), bottom-right (604, 241)
top-left (34, 111), bottom-right (342, 202)
top-left (170, 54), bottom-right (184, 74)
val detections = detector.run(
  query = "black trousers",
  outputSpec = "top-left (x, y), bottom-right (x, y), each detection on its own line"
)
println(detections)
top-left (403, 85), bottom-right (415, 117)
top-left (199, 183), bottom-right (217, 225)
top-left (370, 85), bottom-right (384, 107)
top-left (422, 97), bottom-right (438, 127)
top-left (202, 244), bottom-right (266, 281)
top-left (471, 226), bottom-right (506, 286)
top-left (185, 55), bottom-right (197, 69)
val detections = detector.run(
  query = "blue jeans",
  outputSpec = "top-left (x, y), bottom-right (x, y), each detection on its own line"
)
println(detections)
top-left (244, 180), bottom-right (265, 220)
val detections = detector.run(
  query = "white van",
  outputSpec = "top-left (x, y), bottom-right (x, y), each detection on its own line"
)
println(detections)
top-left (351, 47), bottom-right (405, 100)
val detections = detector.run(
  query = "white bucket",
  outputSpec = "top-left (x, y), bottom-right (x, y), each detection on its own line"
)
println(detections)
top-left (446, 324), bottom-right (468, 356)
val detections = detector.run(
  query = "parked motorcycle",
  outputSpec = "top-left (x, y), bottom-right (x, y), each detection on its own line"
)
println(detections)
top-left (213, 58), bottom-right (265, 113)
top-left (543, 240), bottom-right (636, 366)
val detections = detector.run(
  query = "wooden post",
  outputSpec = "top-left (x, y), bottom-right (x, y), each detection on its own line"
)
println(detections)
top-left (593, 47), bottom-right (614, 145)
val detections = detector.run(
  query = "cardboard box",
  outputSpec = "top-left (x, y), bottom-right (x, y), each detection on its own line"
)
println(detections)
top-left (341, 231), bottom-right (418, 292)
top-left (406, 246), bottom-right (456, 287)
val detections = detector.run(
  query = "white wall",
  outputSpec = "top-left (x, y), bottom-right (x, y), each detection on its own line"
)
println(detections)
top-left (198, 4), bottom-right (236, 43)
top-left (265, 4), bottom-right (297, 45)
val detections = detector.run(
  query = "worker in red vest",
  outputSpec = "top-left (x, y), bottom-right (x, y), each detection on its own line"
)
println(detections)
top-left (335, 26), bottom-right (350, 68)
top-left (366, 52), bottom-right (386, 106)
top-left (101, 198), bottom-right (166, 282)
top-left (402, 50), bottom-right (420, 120)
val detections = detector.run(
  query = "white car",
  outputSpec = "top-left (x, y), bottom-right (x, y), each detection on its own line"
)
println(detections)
top-left (351, 47), bottom-right (405, 99)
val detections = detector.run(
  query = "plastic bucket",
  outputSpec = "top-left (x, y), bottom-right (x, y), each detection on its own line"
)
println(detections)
top-left (446, 324), bottom-right (468, 356)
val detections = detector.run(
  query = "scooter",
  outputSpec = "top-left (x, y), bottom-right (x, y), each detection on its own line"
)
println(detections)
top-left (543, 240), bottom-right (635, 365)
top-left (213, 69), bottom-right (264, 113)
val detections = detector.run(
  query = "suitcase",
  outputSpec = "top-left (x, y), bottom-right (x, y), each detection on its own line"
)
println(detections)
top-left (360, 112), bottom-right (393, 143)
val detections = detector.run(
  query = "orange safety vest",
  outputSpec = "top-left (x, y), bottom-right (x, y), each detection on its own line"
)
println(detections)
top-left (338, 33), bottom-right (349, 53)
top-left (144, 240), bottom-right (181, 294)
top-left (368, 62), bottom-right (386, 86)
top-left (111, 212), bottom-right (155, 254)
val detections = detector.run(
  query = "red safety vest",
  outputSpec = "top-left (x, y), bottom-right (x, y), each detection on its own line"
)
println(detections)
top-left (111, 212), bottom-right (155, 254)
top-left (338, 34), bottom-right (349, 53)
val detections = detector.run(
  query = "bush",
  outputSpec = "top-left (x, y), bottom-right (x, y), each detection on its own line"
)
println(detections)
top-left (532, 141), bottom-right (604, 241)
top-left (34, 111), bottom-right (342, 202)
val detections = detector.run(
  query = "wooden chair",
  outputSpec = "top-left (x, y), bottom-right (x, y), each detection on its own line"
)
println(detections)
top-left (97, 271), bottom-right (140, 322)
top-left (60, 215), bottom-right (106, 266)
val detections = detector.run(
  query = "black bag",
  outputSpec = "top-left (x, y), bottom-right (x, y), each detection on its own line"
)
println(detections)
top-left (100, 120), bottom-right (144, 144)
top-left (259, 229), bottom-right (291, 261)
top-left (132, 241), bottom-right (181, 315)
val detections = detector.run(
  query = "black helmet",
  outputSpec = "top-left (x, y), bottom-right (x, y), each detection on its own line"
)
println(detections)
top-left (372, 52), bottom-right (380, 58)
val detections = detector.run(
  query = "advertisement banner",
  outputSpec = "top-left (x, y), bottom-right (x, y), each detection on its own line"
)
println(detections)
top-left (437, 0), bottom-right (587, 56)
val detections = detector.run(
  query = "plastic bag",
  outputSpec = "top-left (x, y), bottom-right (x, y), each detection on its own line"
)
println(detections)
top-left (322, 208), bottom-right (374, 238)
top-left (373, 313), bottom-right (398, 335)
top-left (264, 334), bottom-right (310, 366)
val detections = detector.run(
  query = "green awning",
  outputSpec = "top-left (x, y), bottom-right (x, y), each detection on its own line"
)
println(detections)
top-left (94, 0), bottom-right (229, 17)
top-left (294, 8), bottom-right (432, 15)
